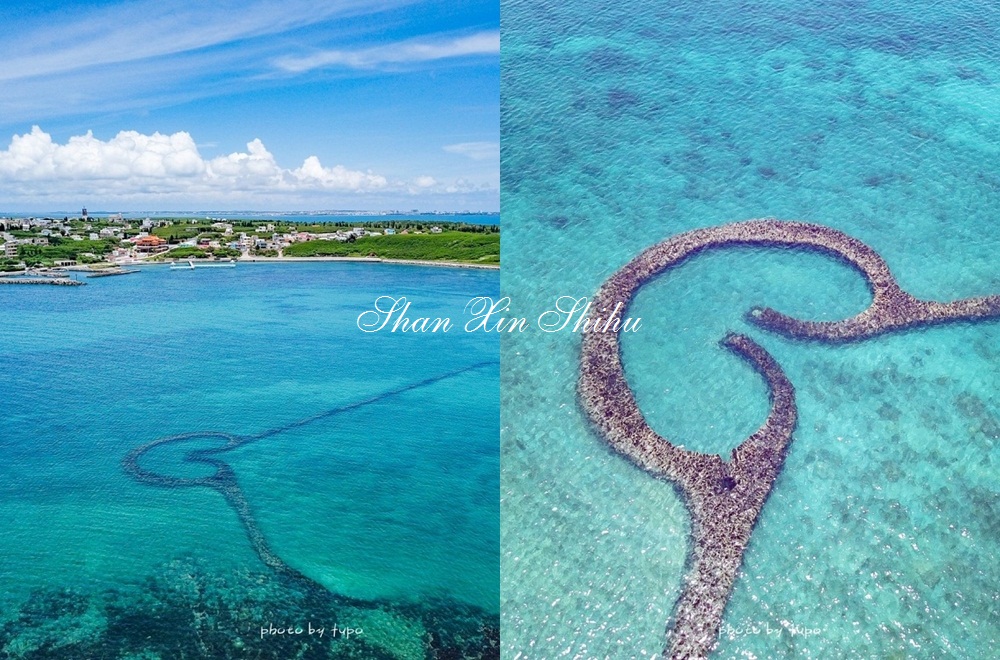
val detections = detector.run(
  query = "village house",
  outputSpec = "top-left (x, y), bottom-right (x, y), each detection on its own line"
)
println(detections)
top-left (134, 235), bottom-right (168, 253)
top-left (109, 247), bottom-right (134, 263)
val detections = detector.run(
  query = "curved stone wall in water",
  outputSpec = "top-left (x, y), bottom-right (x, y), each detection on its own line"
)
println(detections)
top-left (578, 219), bottom-right (1000, 659)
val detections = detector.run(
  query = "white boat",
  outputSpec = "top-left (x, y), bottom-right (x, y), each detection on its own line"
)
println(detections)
top-left (169, 260), bottom-right (195, 270)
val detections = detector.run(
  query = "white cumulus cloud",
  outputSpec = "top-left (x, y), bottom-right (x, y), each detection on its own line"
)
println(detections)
top-left (0, 127), bottom-right (497, 209)
top-left (0, 126), bottom-right (206, 181)
top-left (0, 127), bottom-right (389, 200)
top-left (292, 156), bottom-right (387, 190)
top-left (206, 138), bottom-right (283, 183)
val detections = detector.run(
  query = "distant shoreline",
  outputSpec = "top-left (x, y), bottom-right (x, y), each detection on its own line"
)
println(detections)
top-left (137, 256), bottom-right (499, 270)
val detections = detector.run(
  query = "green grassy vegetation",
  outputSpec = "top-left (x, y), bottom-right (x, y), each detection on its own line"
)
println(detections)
top-left (148, 218), bottom-right (497, 239)
top-left (152, 224), bottom-right (217, 242)
top-left (161, 246), bottom-right (209, 259)
top-left (153, 246), bottom-right (242, 260)
top-left (278, 219), bottom-right (499, 235)
top-left (17, 239), bottom-right (117, 265)
top-left (283, 231), bottom-right (500, 264)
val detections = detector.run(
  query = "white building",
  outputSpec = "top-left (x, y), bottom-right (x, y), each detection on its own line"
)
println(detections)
top-left (109, 248), bottom-right (134, 263)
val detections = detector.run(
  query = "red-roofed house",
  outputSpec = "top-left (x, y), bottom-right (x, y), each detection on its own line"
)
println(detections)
top-left (135, 235), bottom-right (168, 252)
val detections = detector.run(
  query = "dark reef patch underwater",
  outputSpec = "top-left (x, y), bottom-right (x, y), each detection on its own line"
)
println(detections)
top-left (2, 362), bottom-right (503, 660)
top-left (0, 264), bottom-right (501, 660)
top-left (0, 558), bottom-right (499, 659)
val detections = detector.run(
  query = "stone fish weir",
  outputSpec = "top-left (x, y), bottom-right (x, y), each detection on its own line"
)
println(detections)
top-left (578, 219), bottom-right (1000, 659)
top-left (122, 360), bottom-right (498, 595)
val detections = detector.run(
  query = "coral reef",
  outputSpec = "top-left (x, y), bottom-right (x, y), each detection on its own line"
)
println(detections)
top-left (0, 559), bottom-right (499, 659)
top-left (110, 360), bottom-right (500, 659)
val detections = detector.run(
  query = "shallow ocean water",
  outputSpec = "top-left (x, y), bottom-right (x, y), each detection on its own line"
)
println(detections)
top-left (0, 262), bottom-right (500, 658)
top-left (500, 0), bottom-right (998, 657)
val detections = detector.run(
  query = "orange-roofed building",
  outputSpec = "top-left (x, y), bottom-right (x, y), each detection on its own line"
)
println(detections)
top-left (135, 235), bottom-right (168, 252)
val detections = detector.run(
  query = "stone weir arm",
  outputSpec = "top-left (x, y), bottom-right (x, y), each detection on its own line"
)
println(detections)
top-left (578, 219), bottom-right (1000, 659)
top-left (662, 333), bottom-right (797, 660)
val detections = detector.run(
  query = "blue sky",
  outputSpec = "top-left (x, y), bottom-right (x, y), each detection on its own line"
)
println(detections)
top-left (0, 0), bottom-right (498, 211)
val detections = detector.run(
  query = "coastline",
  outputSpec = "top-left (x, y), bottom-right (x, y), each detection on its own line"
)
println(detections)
top-left (136, 255), bottom-right (500, 270)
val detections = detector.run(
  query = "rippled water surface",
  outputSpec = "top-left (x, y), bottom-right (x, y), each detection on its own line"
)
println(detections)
top-left (1, 262), bottom-right (499, 658)
top-left (500, 0), bottom-right (999, 657)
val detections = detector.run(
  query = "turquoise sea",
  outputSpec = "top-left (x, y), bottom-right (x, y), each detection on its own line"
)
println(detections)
top-left (0, 262), bottom-right (499, 658)
top-left (501, 0), bottom-right (998, 658)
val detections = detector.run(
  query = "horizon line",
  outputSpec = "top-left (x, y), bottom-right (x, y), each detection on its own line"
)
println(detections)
top-left (1, 209), bottom-right (501, 216)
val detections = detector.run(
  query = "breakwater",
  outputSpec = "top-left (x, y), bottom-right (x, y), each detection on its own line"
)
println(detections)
top-left (122, 360), bottom-right (498, 594)
top-left (87, 268), bottom-right (139, 278)
top-left (0, 277), bottom-right (84, 285)
top-left (578, 219), bottom-right (1000, 659)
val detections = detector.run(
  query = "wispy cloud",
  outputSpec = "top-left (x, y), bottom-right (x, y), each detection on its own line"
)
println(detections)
top-left (0, 1), bottom-right (499, 210)
top-left (275, 31), bottom-right (499, 73)
top-left (0, 0), bottom-right (412, 84)
top-left (443, 141), bottom-right (499, 161)
top-left (0, 0), bottom-right (417, 124)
